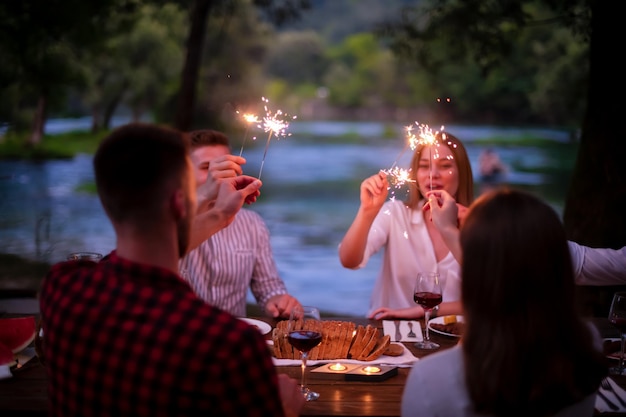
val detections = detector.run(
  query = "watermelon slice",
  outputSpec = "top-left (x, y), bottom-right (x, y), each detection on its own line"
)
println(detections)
top-left (0, 342), bottom-right (13, 379)
top-left (0, 316), bottom-right (36, 353)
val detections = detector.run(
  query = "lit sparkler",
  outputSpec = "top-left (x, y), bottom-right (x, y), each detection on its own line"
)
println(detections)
top-left (389, 124), bottom-right (420, 170)
top-left (236, 112), bottom-right (260, 157)
top-left (380, 166), bottom-right (415, 189)
top-left (384, 122), bottom-right (444, 193)
top-left (257, 97), bottom-right (296, 180)
top-left (413, 123), bottom-right (444, 192)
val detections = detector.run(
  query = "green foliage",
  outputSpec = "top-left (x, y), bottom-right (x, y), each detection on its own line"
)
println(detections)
top-left (265, 30), bottom-right (328, 84)
top-left (376, 0), bottom-right (589, 125)
top-left (0, 130), bottom-right (107, 160)
top-left (76, 182), bottom-right (98, 195)
top-left (0, 0), bottom-right (594, 133)
top-left (81, 3), bottom-right (186, 130)
top-left (0, 0), bottom-right (142, 135)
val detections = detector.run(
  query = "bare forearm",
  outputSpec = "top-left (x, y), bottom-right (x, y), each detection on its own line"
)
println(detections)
top-left (436, 301), bottom-right (463, 318)
top-left (339, 208), bottom-right (378, 268)
top-left (439, 226), bottom-right (462, 264)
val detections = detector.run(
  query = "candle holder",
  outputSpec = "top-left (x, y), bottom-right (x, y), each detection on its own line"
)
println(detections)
top-left (310, 363), bottom-right (360, 380)
top-left (344, 365), bottom-right (398, 382)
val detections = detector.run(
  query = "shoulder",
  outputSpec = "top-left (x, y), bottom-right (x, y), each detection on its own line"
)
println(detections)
top-left (182, 300), bottom-right (269, 352)
top-left (42, 260), bottom-right (97, 289)
top-left (405, 346), bottom-right (464, 389)
top-left (234, 208), bottom-right (265, 225)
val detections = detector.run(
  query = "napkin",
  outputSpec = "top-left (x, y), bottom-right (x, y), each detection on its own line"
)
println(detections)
top-left (382, 320), bottom-right (423, 342)
top-left (270, 341), bottom-right (418, 368)
top-left (595, 377), bottom-right (626, 413)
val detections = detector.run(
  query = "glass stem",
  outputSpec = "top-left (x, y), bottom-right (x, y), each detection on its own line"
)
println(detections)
top-left (424, 309), bottom-right (431, 341)
top-left (619, 332), bottom-right (626, 375)
top-left (300, 351), bottom-right (308, 392)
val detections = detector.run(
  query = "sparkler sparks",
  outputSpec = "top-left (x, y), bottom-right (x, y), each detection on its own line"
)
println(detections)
top-left (236, 112), bottom-right (260, 156)
top-left (414, 123), bottom-right (444, 191)
top-left (257, 97), bottom-right (296, 179)
top-left (380, 167), bottom-right (415, 188)
top-left (384, 122), bottom-right (445, 195)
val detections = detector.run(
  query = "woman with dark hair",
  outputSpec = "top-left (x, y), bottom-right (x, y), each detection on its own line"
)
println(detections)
top-left (339, 131), bottom-right (473, 319)
top-left (401, 188), bottom-right (607, 417)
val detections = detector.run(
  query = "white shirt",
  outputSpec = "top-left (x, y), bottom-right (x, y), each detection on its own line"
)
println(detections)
top-left (569, 241), bottom-right (626, 285)
top-left (356, 199), bottom-right (461, 316)
top-left (179, 208), bottom-right (287, 317)
top-left (401, 344), bottom-right (598, 417)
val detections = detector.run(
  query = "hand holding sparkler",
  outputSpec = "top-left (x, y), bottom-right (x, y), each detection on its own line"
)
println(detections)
top-left (358, 172), bottom-right (390, 213)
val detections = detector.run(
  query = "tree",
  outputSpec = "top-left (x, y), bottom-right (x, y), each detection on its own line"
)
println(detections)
top-left (380, 0), bottom-right (626, 315)
top-left (173, 0), bottom-right (310, 131)
top-left (0, 0), bottom-right (140, 142)
top-left (82, 3), bottom-right (186, 131)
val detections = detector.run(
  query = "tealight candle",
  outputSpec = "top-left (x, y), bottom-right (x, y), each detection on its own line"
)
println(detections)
top-left (362, 366), bottom-right (381, 374)
top-left (329, 363), bottom-right (347, 371)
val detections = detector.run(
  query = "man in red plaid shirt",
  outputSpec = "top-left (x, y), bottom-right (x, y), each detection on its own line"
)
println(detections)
top-left (39, 123), bottom-right (304, 417)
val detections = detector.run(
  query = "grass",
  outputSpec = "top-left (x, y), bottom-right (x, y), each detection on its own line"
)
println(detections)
top-left (0, 130), bottom-right (108, 160)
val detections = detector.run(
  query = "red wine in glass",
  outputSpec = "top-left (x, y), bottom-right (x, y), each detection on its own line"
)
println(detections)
top-left (288, 306), bottom-right (322, 401)
top-left (288, 330), bottom-right (322, 352)
top-left (414, 292), bottom-right (443, 309)
top-left (610, 317), bottom-right (626, 333)
top-left (413, 272), bottom-right (442, 350)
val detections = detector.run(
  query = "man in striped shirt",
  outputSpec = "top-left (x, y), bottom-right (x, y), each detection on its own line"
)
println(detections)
top-left (180, 129), bottom-right (302, 318)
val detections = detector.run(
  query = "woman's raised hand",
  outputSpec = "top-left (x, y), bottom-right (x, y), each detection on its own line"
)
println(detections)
top-left (360, 172), bottom-right (389, 212)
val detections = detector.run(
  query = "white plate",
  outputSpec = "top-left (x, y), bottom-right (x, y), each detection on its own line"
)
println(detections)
top-left (427, 315), bottom-right (464, 338)
top-left (239, 318), bottom-right (272, 335)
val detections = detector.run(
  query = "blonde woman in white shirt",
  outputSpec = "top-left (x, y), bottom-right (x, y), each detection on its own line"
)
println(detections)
top-left (339, 131), bottom-right (473, 319)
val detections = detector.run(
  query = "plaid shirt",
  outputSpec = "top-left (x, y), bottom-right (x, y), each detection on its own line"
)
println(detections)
top-left (40, 251), bottom-right (284, 417)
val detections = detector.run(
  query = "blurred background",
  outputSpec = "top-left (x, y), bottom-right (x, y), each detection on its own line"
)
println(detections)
top-left (2, 0), bottom-right (617, 316)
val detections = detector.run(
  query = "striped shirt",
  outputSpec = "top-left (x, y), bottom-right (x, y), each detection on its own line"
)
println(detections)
top-left (180, 208), bottom-right (288, 316)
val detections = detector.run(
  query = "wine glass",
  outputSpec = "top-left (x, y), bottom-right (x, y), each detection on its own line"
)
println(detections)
top-left (608, 292), bottom-right (626, 375)
top-left (287, 305), bottom-right (323, 401)
top-left (413, 272), bottom-right (442, 350)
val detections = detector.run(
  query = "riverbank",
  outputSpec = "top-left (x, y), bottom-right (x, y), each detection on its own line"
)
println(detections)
top-left (0, 253), bottom-right (350, 318)
top-left (1, 120), bottom-right (576, 316)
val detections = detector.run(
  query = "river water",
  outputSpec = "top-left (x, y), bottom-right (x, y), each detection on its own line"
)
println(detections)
top-left (0, 119), bottom-right (571, 316)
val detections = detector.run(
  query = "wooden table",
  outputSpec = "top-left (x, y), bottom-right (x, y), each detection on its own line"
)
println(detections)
top-left (274, 317), bottom-right (458, 417)
top-left (1, 316), bottom-right (625, 416)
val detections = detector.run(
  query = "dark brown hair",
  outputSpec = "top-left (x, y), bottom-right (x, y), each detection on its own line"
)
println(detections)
top-left (189, 129), bottom-right (230, 150)
top-left (460, 188), bottom-right (606, 416)
top-left (94, 123), bottom-right (190, 228)
top-left (405, 131), bottom-right (474, 208)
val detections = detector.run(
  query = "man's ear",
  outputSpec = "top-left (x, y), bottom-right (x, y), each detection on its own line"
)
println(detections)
top-left (171, 188), bottom-right (188, 220)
